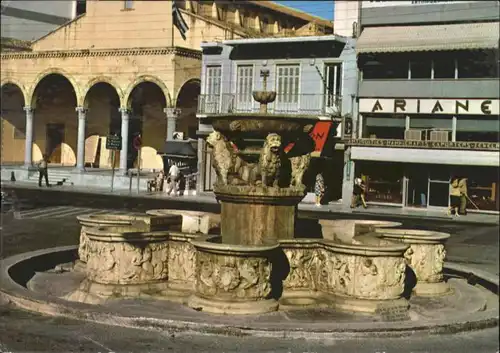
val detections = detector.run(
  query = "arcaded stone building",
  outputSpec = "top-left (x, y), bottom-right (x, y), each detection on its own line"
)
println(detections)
top-left (1, 0), bottom-right (332, 181)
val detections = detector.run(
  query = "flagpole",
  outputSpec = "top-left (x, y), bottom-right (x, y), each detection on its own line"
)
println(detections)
top-left (171, 1), bottom-right (175, 47)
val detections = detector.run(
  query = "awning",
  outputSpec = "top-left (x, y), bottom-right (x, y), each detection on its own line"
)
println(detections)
top-left (351, 147), bottom-right (499, 167)
top-left (357, 22), bottom-right (499, 54)
top-left (158, 140), bottom-right (197, 159)
top-left (285, 121), bottom-right (338, 157)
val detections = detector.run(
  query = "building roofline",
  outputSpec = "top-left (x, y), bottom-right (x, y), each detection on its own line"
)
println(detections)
top-left (30, 13), bottom-right (86, 47)
top-left (223, 35), bottom-right (347, 46)
top-left (247, 1), bottom-right (333, 28)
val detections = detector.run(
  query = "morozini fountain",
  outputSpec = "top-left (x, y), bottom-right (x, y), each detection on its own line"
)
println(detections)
top-left (0, 69), bottom-right (497, 337)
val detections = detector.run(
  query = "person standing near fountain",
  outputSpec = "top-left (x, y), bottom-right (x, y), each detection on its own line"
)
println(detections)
top-left (37, 154), bottom-right (50, 187)
top-left (166, 162), bottom-right (180, 196)
top-left (314, 173), bottom-right (325, 207)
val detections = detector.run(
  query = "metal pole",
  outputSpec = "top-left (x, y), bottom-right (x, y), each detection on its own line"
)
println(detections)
top-left (137, 148), bottom-right (141, 194)
top-left (111, 150), bottom-right (115, 192)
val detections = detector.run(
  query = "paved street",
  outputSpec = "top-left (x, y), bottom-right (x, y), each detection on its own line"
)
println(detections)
top-left (0, 201), bottom-right (498, 352)
top-left (1, 201), bottom-right (498, 352)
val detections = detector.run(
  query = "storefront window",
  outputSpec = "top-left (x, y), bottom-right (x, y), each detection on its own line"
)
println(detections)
top-left (360, 54), bottom-right (409, 80)
top-left (456, 116), bottom-right (500, 143)
top-left (464, 167), bottom-right (499, 212)
top-left (358, 162), bottom-right (404, 204)
top-left (364, 116), bottom-right (406, 139)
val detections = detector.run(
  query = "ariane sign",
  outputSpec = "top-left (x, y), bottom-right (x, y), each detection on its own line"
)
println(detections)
top-left (362, 1), bottom-right (475, 8)
top-left (359, 98), bottom-right (499, 116)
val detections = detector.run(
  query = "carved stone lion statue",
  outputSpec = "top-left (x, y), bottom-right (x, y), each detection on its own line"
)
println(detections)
top-left (258, 133), bottom-right (282, 187)
top-left (289, 153), bottom-right (311, 187)
top-left (206, 131), bottom-right (256, 185)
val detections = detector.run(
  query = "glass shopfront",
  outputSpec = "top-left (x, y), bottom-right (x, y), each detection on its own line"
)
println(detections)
top-left (357, 162), bottom-right (404, 205)
top-left (355, 162), bottom-right (499, 212)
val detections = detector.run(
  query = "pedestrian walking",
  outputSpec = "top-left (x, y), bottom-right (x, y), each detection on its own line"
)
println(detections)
top-left (314, 173), bottom-right (325, 207)
top-left (458, 177), bottom-right (468, 215)
top-left (165, 162), bottom-right (180, 196)
top-left (447, 177), bottom-right (461, 217)
top-left (38, 154), bottom-right (50, 187)
top-left (351, 177), bottom-right (368, 209)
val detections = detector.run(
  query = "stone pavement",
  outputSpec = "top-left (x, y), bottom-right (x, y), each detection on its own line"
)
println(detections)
top-left (0, 203), bottom-right (498, 352)
top-left (2, 180), bottom-right (499, 225)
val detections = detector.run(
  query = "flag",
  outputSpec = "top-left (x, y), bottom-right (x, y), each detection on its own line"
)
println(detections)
top-left (172, 1), bottom-right (189, 41)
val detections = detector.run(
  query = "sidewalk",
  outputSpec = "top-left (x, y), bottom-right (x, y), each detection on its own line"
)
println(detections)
top-left (1, 181), bottom-right (498, 225)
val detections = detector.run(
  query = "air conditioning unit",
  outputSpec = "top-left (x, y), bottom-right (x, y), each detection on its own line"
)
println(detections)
top-left (404, 129), bottom-right (423, 141)
top-left (429, 131), bottom-right (449, 142)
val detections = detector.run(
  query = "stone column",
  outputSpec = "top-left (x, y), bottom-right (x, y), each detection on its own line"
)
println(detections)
top-left (75, 107), bottom-right (87, 172)
top-left (119, 108), bottom-right (130, 174)
top-left (23, 106), bottom-right (34, 167)
top-left (164, 107), bottom-right (181, 141)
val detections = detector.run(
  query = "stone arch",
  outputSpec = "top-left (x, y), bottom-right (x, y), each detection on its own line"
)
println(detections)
top-left (28, 68), bottom-right (81, 107)
top-left (124, 75), bottom-right (171, 109)
top-left (1, 78), bottom-right (29, 106)
top-left (82, 76), bottom-right (124, 108)
top-left (175, 78), bottom-right (201, 104)
top-left (175, 78), bottom-right (201, 140)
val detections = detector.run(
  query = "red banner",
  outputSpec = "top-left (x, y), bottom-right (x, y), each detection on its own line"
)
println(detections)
top-left (284, 122), bottom-right (332, 153)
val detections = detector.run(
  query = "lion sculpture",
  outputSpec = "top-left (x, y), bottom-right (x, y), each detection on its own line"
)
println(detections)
top-left (289, 153), bottom-right (311, 187)
top-left (206, 131), bottom-right (256, 185)
top-left (257, 133), bottom-right (282, 187)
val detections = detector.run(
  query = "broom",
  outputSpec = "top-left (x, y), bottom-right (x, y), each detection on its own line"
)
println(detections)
top-left (465, 194), bottom-right (480, 210)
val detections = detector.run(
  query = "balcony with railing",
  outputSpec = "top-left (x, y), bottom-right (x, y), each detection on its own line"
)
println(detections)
top-left (197, 93), bottom-right (342, 116)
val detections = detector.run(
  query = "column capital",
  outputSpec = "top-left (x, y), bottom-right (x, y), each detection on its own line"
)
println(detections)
top-left (118, 107), bottom-right (130, 114)
top-left (164, 107), bottom-right (182, 118)
top-left (23, 106), bottom-right (34, 113)
top-left (75, 106), bottom-right (88, 114)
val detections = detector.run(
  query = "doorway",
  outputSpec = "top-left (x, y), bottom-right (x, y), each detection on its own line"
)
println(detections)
top-left (45, 123), bottom-right (64, 163)
top-left (405, 175), bottom-right (428, 208)
top-left (127, 115), bottom-right (143, 169)
top-left (428, 180), bottom-right (450, 208)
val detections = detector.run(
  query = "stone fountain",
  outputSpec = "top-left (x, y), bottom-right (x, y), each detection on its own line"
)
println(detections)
top-left (60, 71), bottom-right (452, 315)
top-left (5, 70), bottom-right (495, 337)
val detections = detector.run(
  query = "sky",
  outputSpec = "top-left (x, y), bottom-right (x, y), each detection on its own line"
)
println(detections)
top-left (275, 1), bottom-right (334, 21)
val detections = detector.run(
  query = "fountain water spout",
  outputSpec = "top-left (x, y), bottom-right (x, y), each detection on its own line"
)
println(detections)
top-left (252, 69), bottom-right (276, 114)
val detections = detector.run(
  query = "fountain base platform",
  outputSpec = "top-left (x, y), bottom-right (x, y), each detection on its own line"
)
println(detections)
top-left (1, 246), bottom-right (498, 339)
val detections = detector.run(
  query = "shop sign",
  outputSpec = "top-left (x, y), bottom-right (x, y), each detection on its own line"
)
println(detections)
top-left (345, 138), bottom-right (500, 151)
top-left (359, 98), bottom-right (499, 116)
top-left (362, 1), bottom-right (475, 8)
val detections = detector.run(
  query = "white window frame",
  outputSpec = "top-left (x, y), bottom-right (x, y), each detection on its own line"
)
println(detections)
top-left (235, 63), bottom-right (255, 113)
top-left (274, 63), bottom-right (301, 113)
top-left (322, 61), bottom-right (343, 114)
top-left (204, 65), bottom-right (222, 113)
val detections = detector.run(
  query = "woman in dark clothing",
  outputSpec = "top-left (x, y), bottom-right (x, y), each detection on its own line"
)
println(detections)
top-left (351, 177), bottom-right (367, 209)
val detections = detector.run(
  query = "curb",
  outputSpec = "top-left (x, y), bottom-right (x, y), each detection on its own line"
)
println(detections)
top-left (1, 246), bottom-right (498, 340)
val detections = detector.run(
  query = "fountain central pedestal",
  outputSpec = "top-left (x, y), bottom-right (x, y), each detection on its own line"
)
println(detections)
top-left (215, 185), bottom-right (305, 245)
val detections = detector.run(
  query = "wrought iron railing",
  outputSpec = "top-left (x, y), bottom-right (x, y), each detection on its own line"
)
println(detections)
top-left (197, 93), bottom-right (342, 116)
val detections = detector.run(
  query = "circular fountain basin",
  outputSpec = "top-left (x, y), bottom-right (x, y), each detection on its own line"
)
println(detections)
top-left (319, 219), bottom-right (402, 242)
top-left (187, 235), bottom-right (280, 315)
top-left (76, 213), bottom-right (182, 269)
top-left (321, 235), bottom-right (410, 313)
top-left (277, 236), bottom-right (410, 314)
top-left (83, 226), bottom-right (170, 285)
top-left (207, 113), bottom-right (318, 140)
top-left (373, 228), bottom-right (452, 296)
